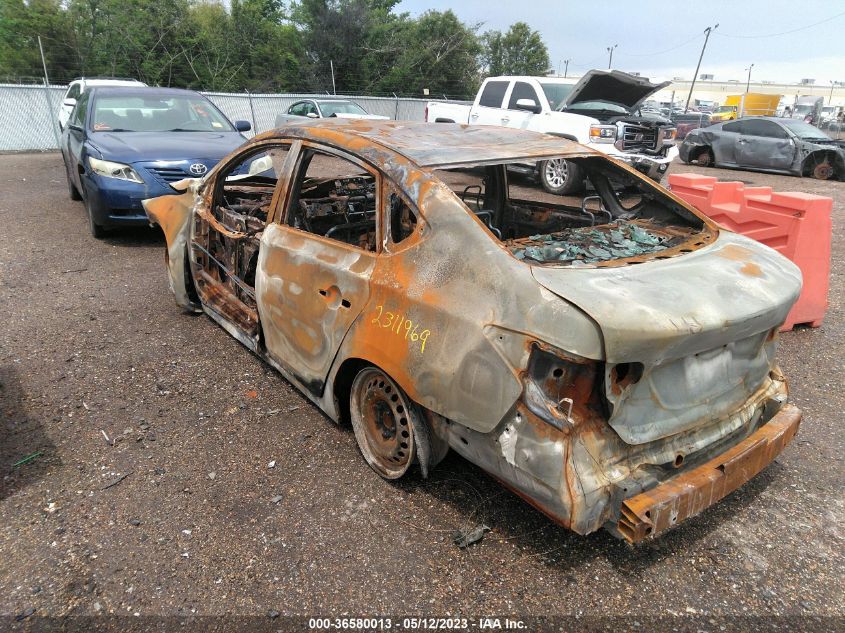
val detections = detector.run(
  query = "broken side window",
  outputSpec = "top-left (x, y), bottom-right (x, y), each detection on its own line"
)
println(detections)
top-left (434, 157), bottom-right (710, 267)
top-left (286, 149), bottom-right (379, 253)
top-left (385, 183), bottom-right (420, 248)
top-left (217, 145), bottom-right (290, 233)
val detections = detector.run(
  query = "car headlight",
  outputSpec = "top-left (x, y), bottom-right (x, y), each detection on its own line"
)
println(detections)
top-left (88, 157), bottom-right (143, 183)
top-left (662, 128), bottom-right (676, 140)
top-left (589, 125), bottom-right (617, 143)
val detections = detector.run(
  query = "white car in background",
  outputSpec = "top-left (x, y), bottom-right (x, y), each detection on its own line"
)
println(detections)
top-left (274, 98), bottom-right (389, 127)
top-left (58, 77), bottom-right (147, 129)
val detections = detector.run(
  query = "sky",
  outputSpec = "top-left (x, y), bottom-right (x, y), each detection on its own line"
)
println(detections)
top-left (396, 0), bottom-right (845, 85)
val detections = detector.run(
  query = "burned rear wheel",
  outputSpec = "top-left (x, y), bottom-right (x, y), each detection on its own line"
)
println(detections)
top-left (350, 367), bottom-right (418, 479)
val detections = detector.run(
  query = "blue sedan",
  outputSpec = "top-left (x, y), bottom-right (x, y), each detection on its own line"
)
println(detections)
top-left (61, 86), bottom-right (251, 237)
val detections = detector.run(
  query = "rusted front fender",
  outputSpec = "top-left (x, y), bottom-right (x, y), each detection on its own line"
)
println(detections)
top-left (143, 185), bottom-right (201, 312)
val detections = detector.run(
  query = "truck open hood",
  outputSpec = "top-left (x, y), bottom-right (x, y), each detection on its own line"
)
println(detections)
top-left (530, 232), bottom-right (801, 365)
top-left (562, 70), bottom-right (671, 111)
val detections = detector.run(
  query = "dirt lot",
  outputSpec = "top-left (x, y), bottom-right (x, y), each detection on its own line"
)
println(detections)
top-left (1, 152), bottom-right (843, 630)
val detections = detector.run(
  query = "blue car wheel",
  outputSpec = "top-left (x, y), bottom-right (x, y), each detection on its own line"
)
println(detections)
top-left (83, 186), bottom-right (107, 239)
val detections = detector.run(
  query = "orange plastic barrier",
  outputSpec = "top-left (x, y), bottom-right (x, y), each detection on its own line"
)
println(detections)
top-left (668, 173), bottom-right (831, 331)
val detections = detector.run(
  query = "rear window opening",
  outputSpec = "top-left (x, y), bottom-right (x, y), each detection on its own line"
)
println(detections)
top-left (434, 156), bottom-right (712, 267)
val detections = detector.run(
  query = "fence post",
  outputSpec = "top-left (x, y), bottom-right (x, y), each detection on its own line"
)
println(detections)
top-left (392, 92), bottom-right (398, 121)
top-left (246, 89), bottom-right (257, 133)
top-left (37, 35), bottom-right (61, 150)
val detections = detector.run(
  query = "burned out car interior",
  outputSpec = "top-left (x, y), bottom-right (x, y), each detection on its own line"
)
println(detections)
top-left (436, 156), bottom-right (713, 266)
top-left (195, 143), bottom-right (417, 339)
top-left (286, 151), bottom-right (380, 252)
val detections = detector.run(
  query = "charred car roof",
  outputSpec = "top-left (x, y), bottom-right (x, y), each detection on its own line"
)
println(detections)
top-left (262, 119), bottom-right (590, 167)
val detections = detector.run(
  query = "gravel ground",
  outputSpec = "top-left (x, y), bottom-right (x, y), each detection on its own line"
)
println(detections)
top-left (0, 152), bottom-right (843, 630)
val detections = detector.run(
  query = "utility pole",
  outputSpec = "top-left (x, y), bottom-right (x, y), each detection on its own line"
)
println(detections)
top-left (329, 60), bottom-right (336, 95)
top-left (685, 23), bottom-right (719, 113)
top-left (745, 63), bottom-right (754, 93)
top-left (561, 59), bottom-right (570, 77)
top-left (606, 45), bottom-right (617, 70)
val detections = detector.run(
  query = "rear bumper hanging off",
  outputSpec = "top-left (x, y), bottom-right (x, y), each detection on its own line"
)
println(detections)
top-left (617, 403), bottom-right (801, 543)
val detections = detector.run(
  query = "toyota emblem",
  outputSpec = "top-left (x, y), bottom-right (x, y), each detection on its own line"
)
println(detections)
top-left (189, 163), bottom-right (208, 176)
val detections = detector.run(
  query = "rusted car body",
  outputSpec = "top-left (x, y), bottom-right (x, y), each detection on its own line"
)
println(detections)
top-left (144, 120), bottom-right (802, 543)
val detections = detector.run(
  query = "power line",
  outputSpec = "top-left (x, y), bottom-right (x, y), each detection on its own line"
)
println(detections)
top-left (715, 10), bottom-right (845, 38)
top-left (618, 32), bottom-right (703, 57)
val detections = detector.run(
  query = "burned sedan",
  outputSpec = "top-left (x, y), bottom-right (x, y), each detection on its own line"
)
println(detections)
top-left (144, 120), bottom-right (802, 543)
top-left (680, 116), bottom-right (845, 180)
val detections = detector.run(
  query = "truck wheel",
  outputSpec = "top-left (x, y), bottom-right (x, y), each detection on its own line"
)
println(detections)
top-left (350, 367), bottom-right (429, 480)
top-left (539, 158), bottom-right (583, 195)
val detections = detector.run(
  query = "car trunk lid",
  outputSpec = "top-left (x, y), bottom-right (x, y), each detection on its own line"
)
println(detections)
top-left (530, 232), bottom-right (801, 365)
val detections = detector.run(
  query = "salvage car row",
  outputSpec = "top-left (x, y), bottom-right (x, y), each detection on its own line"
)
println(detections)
top-left (57, 74), bottom-right (807, 544)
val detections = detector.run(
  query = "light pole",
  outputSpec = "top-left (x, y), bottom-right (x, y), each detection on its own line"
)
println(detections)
top-left (606, 45), bottom-right (617, 69)
top-left (829, 81), bottom-right (842, 104)
top-left (685, 23), bottom-right (719, 113)
top-left (561, 58), bottom-right (570, 78)
top-left (745, 64), bottom-right (754, 93)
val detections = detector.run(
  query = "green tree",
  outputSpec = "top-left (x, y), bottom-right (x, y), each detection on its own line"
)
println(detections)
top-left (374, 10), bottom-right (481, 98)
top-left (293, 0), bottom-right (405, 93)
top-left (228, 0), bottom-right (304, 92)
top-left (483, 22), bottom-right (550, 77)
top-left (0, 0), bottom-right (76, 82)
top-left (0, 0), bottom-right (483, 96)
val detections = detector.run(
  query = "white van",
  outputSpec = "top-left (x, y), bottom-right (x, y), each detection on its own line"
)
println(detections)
top-left (58, 77), bottom-right (147, 129)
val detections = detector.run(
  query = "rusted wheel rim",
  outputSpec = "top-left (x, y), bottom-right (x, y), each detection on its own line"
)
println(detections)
top-left (350, 368), bottom-right (415, 479)
top-left (544, 159), bottom-right (569, 188)
top-left (697, 151), bottom-right (713, 167)
top-left (812, 162), bottom-right (833, 180)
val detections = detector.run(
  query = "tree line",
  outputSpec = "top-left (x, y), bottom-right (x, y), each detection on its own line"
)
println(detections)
top-left (0, 0), bottom-right (552, 99)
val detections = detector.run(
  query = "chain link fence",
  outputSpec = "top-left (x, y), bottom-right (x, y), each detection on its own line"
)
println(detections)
top-left (0, 83), bottom-right (466, 152)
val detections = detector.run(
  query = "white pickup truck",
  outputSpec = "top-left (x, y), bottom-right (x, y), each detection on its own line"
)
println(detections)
top-left (426, 70), bottom-right (678, 194)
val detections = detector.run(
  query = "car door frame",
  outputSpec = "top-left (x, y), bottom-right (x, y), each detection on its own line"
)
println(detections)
top-left (255, 140), bottom-right (382, 395)
top-left (501, 80), bottom-right (544, 130)
top-left (188, 139), bottom-right (300, 349)
top-left (470, 79), bottom-right (511, 126)
top-left (64, 91), bottom-right (92, 194)
top-left (713, 119), bottom-right (744, 165)
top-left (735, 119), bottom-right (796, 171)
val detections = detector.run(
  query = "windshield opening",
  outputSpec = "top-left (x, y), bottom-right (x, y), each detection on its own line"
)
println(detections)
top-left (539, 82), bottom-right (575, 110)
top-left (780, 120), bottom-right (830, 139)
top-left (91, 94), bottom-right (233, 132)
top-left (560, 101), bottom-right (630, 114)
top-left (320, 101), bottom-right (368, 117)
top-left (433, 157), bottom-right (711, 267)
